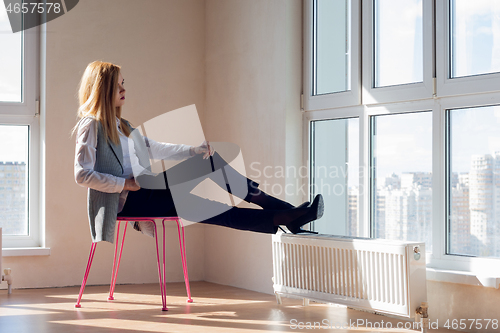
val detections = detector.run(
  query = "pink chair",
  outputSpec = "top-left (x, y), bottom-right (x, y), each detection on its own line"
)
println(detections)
top-left (75, 217), bottom-right (193, 311)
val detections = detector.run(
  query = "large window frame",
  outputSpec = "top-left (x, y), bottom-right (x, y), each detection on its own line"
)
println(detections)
top-left (304, 0), bottom-right (500, 278)
top-left (0, 21), bottom-right (42, 249)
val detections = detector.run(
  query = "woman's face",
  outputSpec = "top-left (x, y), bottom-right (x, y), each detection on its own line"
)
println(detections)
top-left (114, 72), bottom-right (126, 108)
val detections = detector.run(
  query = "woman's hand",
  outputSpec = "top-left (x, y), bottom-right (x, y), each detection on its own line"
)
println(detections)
top-left (124, 178), bottom-right (140, 191)
top-left (191, 140), bottom-right (215, 159)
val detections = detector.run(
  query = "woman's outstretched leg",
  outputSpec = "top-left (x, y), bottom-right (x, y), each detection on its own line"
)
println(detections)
top-left (244, 182), bottom-right (310, 210)
top-left (120, 179), bottom-right (324, 234)
top-left (182, 193), bottom-right (324, 234)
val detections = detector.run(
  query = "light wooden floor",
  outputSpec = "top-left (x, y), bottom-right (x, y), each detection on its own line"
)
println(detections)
top-left (0, 281), bottom-right (459, 332)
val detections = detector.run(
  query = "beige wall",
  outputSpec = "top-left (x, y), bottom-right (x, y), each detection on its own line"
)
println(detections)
top-left (428, 281), bottom-right (500, 332)
top-left (2, 0), bottom-right (206, 289)
top-left (203, 0), bottom-right (303, 293)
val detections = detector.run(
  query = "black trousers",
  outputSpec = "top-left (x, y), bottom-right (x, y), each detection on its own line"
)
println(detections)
top-left (118, 152), bottom-right (279, 234)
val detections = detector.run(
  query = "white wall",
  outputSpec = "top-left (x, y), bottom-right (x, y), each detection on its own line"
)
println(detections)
top-left (204, 0), bottom-right (303, 294)
top-left (2, 0), bottom-right (206, 289)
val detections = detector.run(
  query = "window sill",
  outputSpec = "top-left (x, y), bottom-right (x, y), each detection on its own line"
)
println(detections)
top-left (2, 247), bottom-right (51, 257)
top-left (427, 267), bottom-right (500, 289)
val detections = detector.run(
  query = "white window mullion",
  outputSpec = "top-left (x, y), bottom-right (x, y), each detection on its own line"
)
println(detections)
top-left (430, 99), bottom-right (445, 264)
top-left (359, 105), bottom-right (370, 238)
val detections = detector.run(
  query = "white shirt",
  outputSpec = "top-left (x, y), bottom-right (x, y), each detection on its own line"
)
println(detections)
top-left (74, 117), bottom-right (193, 212)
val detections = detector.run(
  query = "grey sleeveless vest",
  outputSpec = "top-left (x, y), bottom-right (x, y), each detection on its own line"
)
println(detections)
top-left (87, 118), bottom-right (150, 243)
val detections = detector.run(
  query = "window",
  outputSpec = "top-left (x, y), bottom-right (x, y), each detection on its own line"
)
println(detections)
top-left (371, 111), bottom-right (432, 251)
top-left (304, 0), bottom-right (360, 110)
top-left (447, 105), bottom-right (500, 258)
top-left (305, 0), bottom-right (500, 273)
top-left (0, 10), bottom-right (22, 102)
top-left (314, 0), bottom-right (350, 95)
top-left (362, 0), bottom-right (433, 104)
top-left (436, 0), bottom-right (500, 96)
top-left (374, 0), bottom-right (423, 87)
top-left (449, 1), bottom-right (500, 78)
top-left (0, 126), bottom-right (29, 236)
top-left (0, 4), bottom-right (41, 248)
top-left (310, 117), bottom-right (360, 236)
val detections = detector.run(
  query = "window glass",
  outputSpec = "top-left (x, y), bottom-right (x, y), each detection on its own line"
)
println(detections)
top-left (311, 118), bottom-right (359, 236)
top-left (450, 0), bottom-right (500, 78)
top-left (371, 112), bottom-right (432, 250)
top-left (374, 0), bottom-right (423, 87)
top-left (448, 106), bottom-right (500, 257)
top-left (314, 0), bottom-right (350, 95)
top-left (0, 125), bottom-right (29, 235)
top-left (0, 4), bottom-right (22, 102)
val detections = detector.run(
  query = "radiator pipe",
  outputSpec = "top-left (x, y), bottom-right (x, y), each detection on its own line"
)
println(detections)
top-left (416, 302), bottom-right (429, 333)
top-left (2, 268), bottom-right (12, 294)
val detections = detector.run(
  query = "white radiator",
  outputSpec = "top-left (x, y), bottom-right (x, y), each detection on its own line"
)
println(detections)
top-left (272, 233), bottom-right (427, 319)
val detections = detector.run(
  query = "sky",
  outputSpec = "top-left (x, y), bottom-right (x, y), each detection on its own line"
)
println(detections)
top-left (373, 111), bottom-right (432, 178)
top-left (0, 125), bottom-right (28, 163)
top-left (371, 106), bottom-right (500, 179)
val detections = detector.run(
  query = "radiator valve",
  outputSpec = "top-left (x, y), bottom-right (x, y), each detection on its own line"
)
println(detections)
top-left (2, 268), bottom-right (12, 294)
top-left (416, 302), bottom-right (429, 333)
top-left (416, 301), bottom-right (429, 318)
top-left (413, 246), bottom-right (421, 260)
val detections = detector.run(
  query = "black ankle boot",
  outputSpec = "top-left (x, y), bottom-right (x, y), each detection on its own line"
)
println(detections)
top-left (286, 194), bottom-right (324, 234)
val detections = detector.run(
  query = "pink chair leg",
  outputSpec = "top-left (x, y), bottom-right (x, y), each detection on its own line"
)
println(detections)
top-left (162, 220), bottom-right (167, 309)
top-left (175, 218), bottom-right (193, 303)
top-left (75, 242), bottom-right (97, 308)
top-left (108, 222), bottom-right (121, 300)
top-left (154, 221), bottom-right (168, 311)
top-left (109, 222), bottom-right (128, 300)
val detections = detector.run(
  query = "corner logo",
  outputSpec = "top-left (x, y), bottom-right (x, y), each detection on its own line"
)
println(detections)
top-left (3, 0), bottom-right (79, 33)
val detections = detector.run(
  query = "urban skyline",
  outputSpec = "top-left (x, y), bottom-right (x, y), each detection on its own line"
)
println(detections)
top-left (346, 151), bottom-right (500, 258)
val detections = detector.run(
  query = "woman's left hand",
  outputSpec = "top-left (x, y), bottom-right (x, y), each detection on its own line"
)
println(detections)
top-left (192, 140), bottom-right (215, 159)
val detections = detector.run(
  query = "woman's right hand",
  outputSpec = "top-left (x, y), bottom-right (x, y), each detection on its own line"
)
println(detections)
top-left (124, 178), bottom-right (140, 191)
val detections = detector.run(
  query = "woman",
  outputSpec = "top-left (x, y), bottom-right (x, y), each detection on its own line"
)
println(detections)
top-left (74, 61), bottom-right (323, 243)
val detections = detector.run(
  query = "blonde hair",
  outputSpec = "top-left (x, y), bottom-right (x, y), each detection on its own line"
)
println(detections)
top-left (73, 61), bottom-right (131, 144)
